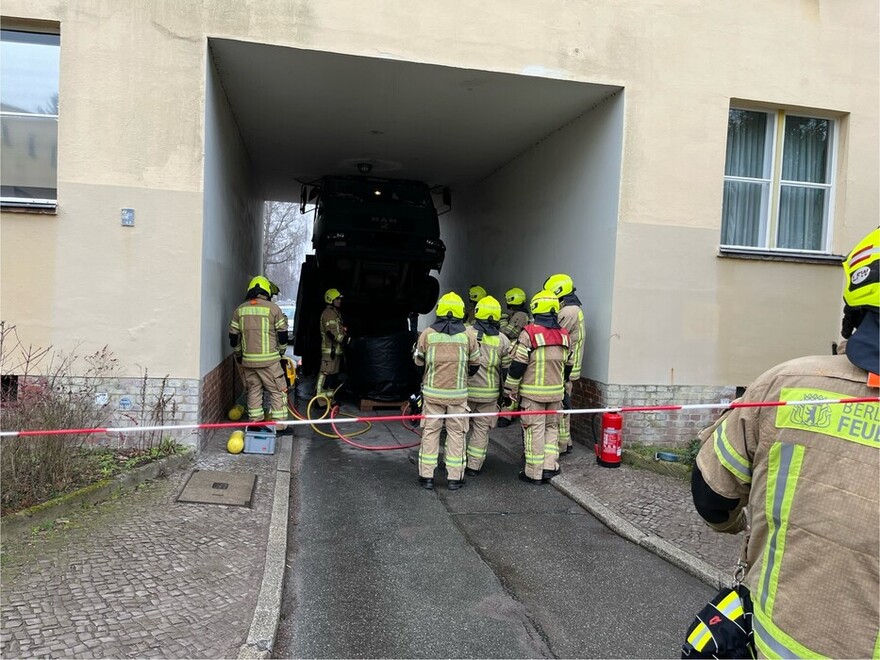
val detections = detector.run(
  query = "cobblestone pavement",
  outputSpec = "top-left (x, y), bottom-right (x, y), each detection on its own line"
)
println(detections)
top-left (0, 433), bottom-right (278, 659)
top-left (490, 425), bottom-right (744, 577)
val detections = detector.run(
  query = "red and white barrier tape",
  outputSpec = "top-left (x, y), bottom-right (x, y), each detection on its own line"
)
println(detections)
top-left (0, 397), bottom-right (876, 438)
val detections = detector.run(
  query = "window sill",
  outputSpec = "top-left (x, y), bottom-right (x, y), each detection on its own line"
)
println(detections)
top-left (1, 203), bottom-right (57, 215)
top-left (718, 246), bottom-right (844, 265)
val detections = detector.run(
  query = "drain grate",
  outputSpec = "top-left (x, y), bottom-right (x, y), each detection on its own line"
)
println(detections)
top-left (177, 470), bottom-right (256, 507)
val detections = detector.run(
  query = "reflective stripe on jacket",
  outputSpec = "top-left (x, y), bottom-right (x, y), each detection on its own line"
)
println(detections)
top-left (695, 354), bottom-right (879, 659)
top-left (320, 307), bottom-right (345, 357)
top-left (229, 296), bottom-right (288, 367)
top-left (414, 328), bottom-right (480, 403)
top-left (557, 304), bottom-right (584, 381)
top-left (467, 331), bottom-right (512, 402)
top-left (500, 309), bottom-right (530, 340)
top-left (506, 324), bottom-right (572, 402)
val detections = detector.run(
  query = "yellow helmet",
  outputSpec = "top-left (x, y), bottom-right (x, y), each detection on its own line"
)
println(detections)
top-left (843, 228), bottom-right (879, 309)
top-left (468, 284), bottom-right (487, 303)
top-left (324, 288), bottom-right (343, 304)
top-left (530, 289), bottom-right (560, 315)
top-left (248, 276), bottom-right (272, 297)
top-left (227, 430), bottom-right (245, 454)
top-left (474, 295), bottom-right (502, 321)
top-left (504, 287), bottom-right (526, 306)
top-left (268, 280), bottom-right (280, 297)
top-left (436, 291), bottom-right (465, 319)
top-left (544, 273), bottom-right (574, 298)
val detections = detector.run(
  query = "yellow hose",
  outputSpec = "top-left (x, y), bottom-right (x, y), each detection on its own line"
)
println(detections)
top-left (287, 383), bottom-right (372, 438)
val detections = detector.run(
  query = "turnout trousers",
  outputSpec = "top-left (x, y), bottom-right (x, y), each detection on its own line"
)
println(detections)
top-left (466, 400), bottom-right (498, 471)
top-left (419, 400), bottom-right (469, 481)
top-left (558, 381), bottom-right (573, 452)
top-left (243, 362), bottom-right (288, 422)
top-left (520, 397), bottom-right (560, 479)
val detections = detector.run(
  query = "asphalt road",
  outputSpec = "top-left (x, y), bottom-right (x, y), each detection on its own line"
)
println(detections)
top-left (275, 418), bottom-right (713, 658)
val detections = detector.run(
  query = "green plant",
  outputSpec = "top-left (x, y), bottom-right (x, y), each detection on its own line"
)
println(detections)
top-left (682, 437), bottom-right (702, 467)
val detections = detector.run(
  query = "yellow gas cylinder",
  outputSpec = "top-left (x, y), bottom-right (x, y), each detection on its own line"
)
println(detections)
top-left (227, 430), bottom-right (245, 454)
top-left (228, 404), bottom-right (245, 421)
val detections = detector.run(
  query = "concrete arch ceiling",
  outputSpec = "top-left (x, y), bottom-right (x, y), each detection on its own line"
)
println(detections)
top-left (209, 38), bottom-right (619, 201)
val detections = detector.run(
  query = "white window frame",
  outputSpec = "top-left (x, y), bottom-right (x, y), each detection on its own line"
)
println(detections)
top-left (721, 106), bottom-right (839, 256)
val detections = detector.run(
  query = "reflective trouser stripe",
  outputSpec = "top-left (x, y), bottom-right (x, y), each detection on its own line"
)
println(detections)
top-left (713, 420), bottom-right (752, 483)
top-left (467, 446), bottom-right (487, 458)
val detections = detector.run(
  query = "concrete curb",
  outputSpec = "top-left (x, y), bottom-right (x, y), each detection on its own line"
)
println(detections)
top-left (489, 437), bottom-right (728, 591)
top-left (238, 433), bottom-right (293, 659)
top-left (552, 475), bottom-right (729, 590)
top-left (0, 450), bottom-right (195, 537)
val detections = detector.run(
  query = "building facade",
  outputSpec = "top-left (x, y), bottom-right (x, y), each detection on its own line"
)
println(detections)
top-left (1, 1), bottom-right (877, 446)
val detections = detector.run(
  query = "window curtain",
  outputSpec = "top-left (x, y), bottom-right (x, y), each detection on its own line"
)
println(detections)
top-left (778, 117), bottom-right (829, 251)
top-left (721, 110), bottom-right (769, 247)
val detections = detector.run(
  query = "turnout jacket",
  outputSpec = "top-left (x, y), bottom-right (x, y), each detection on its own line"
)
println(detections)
top-left (504, 324), bottom-right (572, 403)
top-left (695, 354), bottom-right (879, 659)
top-left (320, 307), bottom-right (346, 359)
top-left (414, 327), bottom-right (480, 404)
top-left (229, 295), bottom-right (288, 368)
top-left (557, 303), bottom-right (585, 381)
top-left (500, 309), bottom-right (530, 341)
top-left (467, 328), bottom-right (512, 403)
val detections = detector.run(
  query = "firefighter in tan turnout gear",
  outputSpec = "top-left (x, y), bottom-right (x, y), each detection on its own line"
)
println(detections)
top-left (228, 276), bottom-right (290, 424)
top-left (317, 288), bottom-right (347, 403)
top-left (465, 296), bottom-right (511, 475)
top-left (464, 284), bottom-right (487, 325)
top-left (503, 290), bottom-right (573, 484)
top-left (544, 273), bottom-right (584, 455)
top-left (414, 292), bottom-right (481, 491)
top-left (690, 227), bottom-right (880, 659)
top-left (500, 287), bottom-right (531, 340)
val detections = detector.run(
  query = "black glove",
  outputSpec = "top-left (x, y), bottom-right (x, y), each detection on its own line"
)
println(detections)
top-left (501, 393), bottom-right (513, 409)
top-left (562, 391), bottom-right (572, 410)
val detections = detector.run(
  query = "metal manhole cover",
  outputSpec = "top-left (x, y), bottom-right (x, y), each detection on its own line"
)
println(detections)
top-left (177, 470), bottom-right (257, 507)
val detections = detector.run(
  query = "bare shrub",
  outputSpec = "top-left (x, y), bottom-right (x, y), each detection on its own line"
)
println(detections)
top-left (0, 322), bottom-right (117, 513)
top-left (118, 368), bottom-right (178, 449)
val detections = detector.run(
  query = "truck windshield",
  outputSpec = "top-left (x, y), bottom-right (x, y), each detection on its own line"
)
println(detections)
top-left (322, 177), bottom-right (432, 208)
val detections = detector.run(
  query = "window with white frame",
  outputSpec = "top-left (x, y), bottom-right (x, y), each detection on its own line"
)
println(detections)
top-left (721, 107), bottom-right (836, 254)
top-left (1, 29), bottom-right (60, 207)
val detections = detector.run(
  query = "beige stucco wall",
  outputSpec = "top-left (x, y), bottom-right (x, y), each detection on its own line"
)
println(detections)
top-left (1, 1), bottom-right (877, 386)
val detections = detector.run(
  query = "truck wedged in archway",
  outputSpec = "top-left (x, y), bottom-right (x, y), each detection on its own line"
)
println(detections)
top-left (293, 175), bottom-right (446, 387)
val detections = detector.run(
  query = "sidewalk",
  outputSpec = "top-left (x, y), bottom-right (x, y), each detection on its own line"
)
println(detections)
top-left (1, 413), bottom-right (740, 659)
top-left (489, 424), bottom-right (744, 589)
top-left (0, 432), bottom-right (290, 659)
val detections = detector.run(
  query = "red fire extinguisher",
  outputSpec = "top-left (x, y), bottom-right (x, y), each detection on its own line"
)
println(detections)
top-left (595, 412), bottom-right (623, 468)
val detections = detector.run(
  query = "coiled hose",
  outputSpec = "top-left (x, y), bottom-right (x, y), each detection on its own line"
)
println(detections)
top-left (287, 384), bottom-right (421, 451)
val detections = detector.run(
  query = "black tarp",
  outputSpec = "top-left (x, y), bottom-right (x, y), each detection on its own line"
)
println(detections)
top-left (345, 331), bottom-right (420, 401)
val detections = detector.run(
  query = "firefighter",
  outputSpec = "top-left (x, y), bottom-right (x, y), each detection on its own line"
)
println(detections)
top-left (465, 284), bottom-right (487, 325)
top-left (228, 276), bottom-right (290, 425)
top-left (465, 295), bottom-right (512, 475)
top-left (414, 292), bottom-right (481, 490)
top-left (544, 273), bottom-right (585, 456)
top-left (690, 228), bottom-right (879, 659)
top-left (317, 288), bottom-right (347, 403)
top-left (503, 290), bottom-right (573, 484)
top-left (500, 287), bottom-right (531, 340)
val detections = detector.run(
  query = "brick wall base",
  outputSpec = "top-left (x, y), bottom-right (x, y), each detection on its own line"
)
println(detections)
top-left (571, 378), bottom-right (737, 447)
